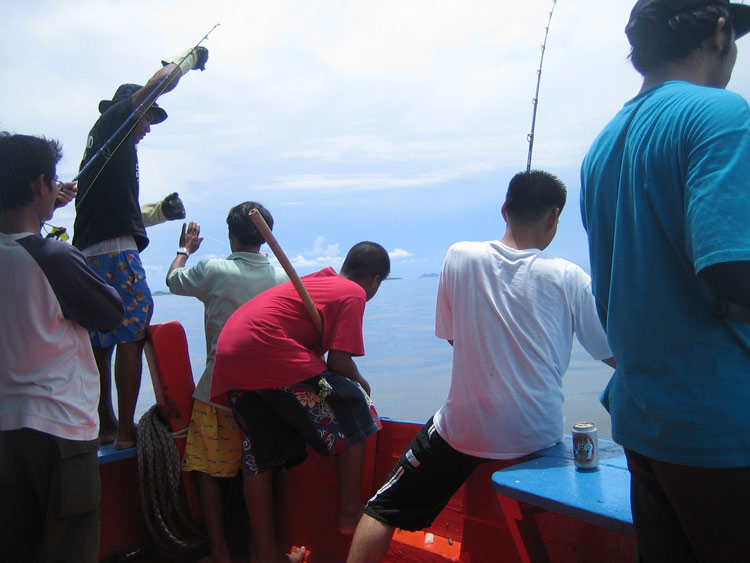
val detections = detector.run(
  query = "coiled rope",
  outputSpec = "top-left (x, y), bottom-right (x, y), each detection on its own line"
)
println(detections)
top-left (136, 405), bottom-right (207, 557)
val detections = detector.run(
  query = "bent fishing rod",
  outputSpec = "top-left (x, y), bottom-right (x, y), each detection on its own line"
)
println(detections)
top-left (74, 23), bottom-right (219, 187)
top-left (526, 0), bottom-right (557, 172)
top-left (44, 24), bottom-right (219, 241)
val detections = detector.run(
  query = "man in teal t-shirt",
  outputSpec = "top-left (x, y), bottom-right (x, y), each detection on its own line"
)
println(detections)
top-left (581, 1), bottom-right (750, 560)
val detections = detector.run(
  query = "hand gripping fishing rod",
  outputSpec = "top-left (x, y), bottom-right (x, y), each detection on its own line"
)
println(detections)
top-left (73, 23), bottom-right (220, 186)
top-left (526, 1), bottom-right (557, 172)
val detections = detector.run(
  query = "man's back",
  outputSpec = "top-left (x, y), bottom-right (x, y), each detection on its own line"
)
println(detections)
top-left (581, 80), bottom-right (750, 467)
top-left (73, 100), bottom-right (145, 252)
top-left (211, 267), bottom-right (367, 401)
top-left (167, 252), bottom-right (288, 403)
top-left (433, 240), bottom-right (610, 459)
top-left (0, 233), bottom-right (122, 440)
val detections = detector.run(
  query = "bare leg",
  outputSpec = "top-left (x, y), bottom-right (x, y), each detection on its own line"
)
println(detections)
top-left (346, 514), bottom-right (395, 563)
top-left (336, 440), bottom-right (366, 534)
top-left (194, 472), bottom-right (232, 563)
top-left (93, 345), bottom-right (117, 444)
top-left (113, 339), bottom-right (144, 449)
top-left (243, 470), bottom-right (305, 563)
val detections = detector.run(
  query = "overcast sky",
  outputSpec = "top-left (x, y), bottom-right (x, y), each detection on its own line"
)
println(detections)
top-left (4, 0), bottom-right (750, 287)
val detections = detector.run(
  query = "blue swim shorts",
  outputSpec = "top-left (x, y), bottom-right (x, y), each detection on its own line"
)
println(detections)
top-left (86, 250), bottom-right (153, 347)
top-left (229, 371), bottom-right (382, 475)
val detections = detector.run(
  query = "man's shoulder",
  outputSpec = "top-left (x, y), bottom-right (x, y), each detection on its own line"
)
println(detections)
top-left (446, 240), bottom-right (492, 257)
top-left (16, 235), bottom-right (84, 265)
top-left (648, 81), bottom-right (748, 122)
top-left (537, 251), bottom-right (589, 277)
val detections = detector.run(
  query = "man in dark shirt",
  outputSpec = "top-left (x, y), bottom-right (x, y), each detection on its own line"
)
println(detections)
top-left (73, 46), bottom-right (208, 448)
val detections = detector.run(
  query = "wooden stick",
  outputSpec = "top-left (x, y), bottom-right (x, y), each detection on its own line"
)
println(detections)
top-left (249, 209), bottom-right (323, 335)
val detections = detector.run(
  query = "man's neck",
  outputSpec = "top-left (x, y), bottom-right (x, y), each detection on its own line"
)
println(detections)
top-left (231, 244), bottom-right (261, 254)
top-left (639, 52), bottom-right (720, 93)
top-left (0, 210), bottom-right (41, 236)
top-left (500, 227), bottom-right (546, 252)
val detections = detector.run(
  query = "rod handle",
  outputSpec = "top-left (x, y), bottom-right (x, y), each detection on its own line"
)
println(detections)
top-left (249, 209), bottom-right (323, 335)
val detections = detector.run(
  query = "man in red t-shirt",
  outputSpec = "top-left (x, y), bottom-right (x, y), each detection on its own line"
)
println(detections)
top-left (211, 241), bottom-right (390, 563)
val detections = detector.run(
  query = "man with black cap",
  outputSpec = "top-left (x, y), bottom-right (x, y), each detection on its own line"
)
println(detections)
top-left (581, 1), bottom-right (750, 560)
top-left (73, 47), bottom-right (208, 449)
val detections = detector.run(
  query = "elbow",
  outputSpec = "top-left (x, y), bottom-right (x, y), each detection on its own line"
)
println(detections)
top-left (100, 302), bottom-right (126, 331)
top-left (97, 292), bottom-right (125, 331)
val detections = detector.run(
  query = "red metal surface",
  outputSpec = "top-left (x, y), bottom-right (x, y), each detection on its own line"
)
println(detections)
top-left (99, 322), bottom-right (638, 562)
top-left (99, 456), bottom-right (149, 560)
top-left (144, 322), bottom-right (195, 439)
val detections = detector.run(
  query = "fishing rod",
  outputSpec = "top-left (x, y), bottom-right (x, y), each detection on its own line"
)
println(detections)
top-left (248, 209), bottom-right (324, 335)
top-left (44, 24), bottom-right (219, 241)
top-left (526, 0), bottom-right (557, 172)
top-left (74, 23), bottom-right (219, 186)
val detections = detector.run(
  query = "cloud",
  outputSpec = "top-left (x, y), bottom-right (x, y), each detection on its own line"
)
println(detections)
top-left (389, 248), bottom-right (414, 260)
top-left (261, 163), bottom-right (500, 194)
top-left (274, 235), bottom-right (343, 273)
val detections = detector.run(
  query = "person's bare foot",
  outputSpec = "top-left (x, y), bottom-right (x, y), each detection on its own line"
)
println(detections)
top-left (114, 438), bottom-right (136, 450)
top-left (98, 417), bottom-right (118, 445)
top-left (98, 430), bottom-right (117, 445)
top-left (114, 423), bottom-right (137, 450)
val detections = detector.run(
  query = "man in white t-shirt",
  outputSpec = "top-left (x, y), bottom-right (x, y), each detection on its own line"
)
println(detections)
top-left (347, 170), bottom-right (615, 563)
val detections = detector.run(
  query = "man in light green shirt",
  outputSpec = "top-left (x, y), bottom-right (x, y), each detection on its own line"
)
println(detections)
top-left (166, 201), bottom-right (287, 563)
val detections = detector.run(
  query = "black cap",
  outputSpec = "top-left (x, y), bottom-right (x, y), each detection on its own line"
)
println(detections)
top-left (98, 83), bottom-right (168, 124)
top-left (627, 0), bottom-right (750, 40)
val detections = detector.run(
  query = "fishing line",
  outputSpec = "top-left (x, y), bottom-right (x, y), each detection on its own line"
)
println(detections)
top-left (526, 1), bottom-right (557, 172)
top-left (71, 24), bottom-right (220, 214)
top-left (200, 232), bottom-right (231, 250)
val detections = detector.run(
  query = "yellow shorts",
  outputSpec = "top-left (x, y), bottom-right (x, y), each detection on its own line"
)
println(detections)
top-left (182, 399), bottom-right (243, 477)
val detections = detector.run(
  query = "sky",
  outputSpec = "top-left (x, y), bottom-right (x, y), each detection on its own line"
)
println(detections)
top-left (3, 0), bottom-right (750, 288)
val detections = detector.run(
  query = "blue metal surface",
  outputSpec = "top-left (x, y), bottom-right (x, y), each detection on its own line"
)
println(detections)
top-left (492, 437), bottom-right (635, 536)
top-left (97, 442), bottom-right (137, 464)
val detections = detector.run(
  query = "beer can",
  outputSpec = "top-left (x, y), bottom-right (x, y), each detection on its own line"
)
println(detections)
top-left (572, 422), bottom-right (598, 470)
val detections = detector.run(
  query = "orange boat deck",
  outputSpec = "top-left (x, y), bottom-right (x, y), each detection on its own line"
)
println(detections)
top-left (99, 321), bottom-right (636, 562)
top-left (100, 418), bottom-right (636, 562)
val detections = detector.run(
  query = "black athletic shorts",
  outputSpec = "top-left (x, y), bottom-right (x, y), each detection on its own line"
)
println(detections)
top-left (363, 417), bottom-right (492, 531)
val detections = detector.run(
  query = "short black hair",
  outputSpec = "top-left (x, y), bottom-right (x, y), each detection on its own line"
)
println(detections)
top-left (504, 170), bottom-right (567, 224)
top-left (627, 4), bottom-right (733, 74)
top-left (226, 201), bottom-right (273, 247)
top-left (0, 132), bottom-right (62, 211)
top-left (340, 241), bottom-right (391, 281)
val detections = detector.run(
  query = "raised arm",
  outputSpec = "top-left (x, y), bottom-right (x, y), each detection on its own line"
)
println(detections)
top-left (141, 193), bottom-right (186, 227)
top-left (166, 221), bottom-right (203, 281)
top-left (131, 46), bottom-right (209, 110)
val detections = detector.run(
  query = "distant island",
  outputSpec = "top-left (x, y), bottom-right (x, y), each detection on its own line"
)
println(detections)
top-left (152, 290), bottom-right (172, 296)
top-left (419, 273), bottom-right (439, 278)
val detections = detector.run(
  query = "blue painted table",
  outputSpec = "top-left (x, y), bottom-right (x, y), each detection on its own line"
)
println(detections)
top-left (491, 437), bottom-right (634, 563)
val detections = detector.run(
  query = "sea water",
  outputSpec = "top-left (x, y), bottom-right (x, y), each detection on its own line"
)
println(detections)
top-left (134, 276), bottom-right (614, 439)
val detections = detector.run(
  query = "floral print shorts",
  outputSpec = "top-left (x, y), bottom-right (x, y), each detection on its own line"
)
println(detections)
top-left (229, 371), bottom-right (382, 475)
top-left (86, 249), bottom-right (153, 347)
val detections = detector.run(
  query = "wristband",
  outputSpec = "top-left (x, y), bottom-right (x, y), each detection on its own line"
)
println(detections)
top-left (177, 247), bottom-right (190, 256)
